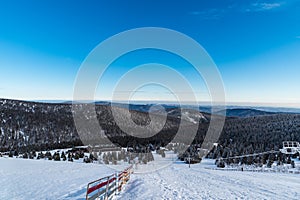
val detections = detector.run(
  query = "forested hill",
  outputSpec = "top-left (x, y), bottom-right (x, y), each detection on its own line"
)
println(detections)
top-left (216, 108), bottom-right (277, 118)
top-left (1, 99), bottom-right (300, 156)
top-left (0, 99), bottom-right (79, 151)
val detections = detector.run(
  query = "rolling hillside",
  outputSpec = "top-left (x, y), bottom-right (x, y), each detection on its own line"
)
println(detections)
top-left (1, 99), bottom-right (300, 157)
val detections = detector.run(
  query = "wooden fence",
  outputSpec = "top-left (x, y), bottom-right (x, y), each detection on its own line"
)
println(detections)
top-left (86, 165), bottom-right (133, 200)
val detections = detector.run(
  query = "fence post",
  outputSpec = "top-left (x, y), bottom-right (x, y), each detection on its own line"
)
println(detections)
top-left (86, 166), bottom-right (134, 200)
top-left (122, 170), bottom-right (125, 188)
top-left (86, 183), bottom-right (89, 200)
top-left (105, 176), bottom-right (110, 200)
top-left (97, 181), bottom-right (100, 200)
top-left (115, 173), bottom-right (118, 196)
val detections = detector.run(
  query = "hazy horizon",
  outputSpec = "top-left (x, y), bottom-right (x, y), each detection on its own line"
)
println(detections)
top-left (2, 97), bottom-right (300, 109)
top-left (1, 0), bottom-right (300, 105)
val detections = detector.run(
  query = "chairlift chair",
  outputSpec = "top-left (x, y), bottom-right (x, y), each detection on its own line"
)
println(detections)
top-left (279, 141), bottom-right (300, 155)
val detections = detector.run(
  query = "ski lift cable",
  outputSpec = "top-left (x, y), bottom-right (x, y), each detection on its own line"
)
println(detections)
top-left (218, 141), bottom-right (300, 161)
top-left (218, 150), bottom-right (280, 161)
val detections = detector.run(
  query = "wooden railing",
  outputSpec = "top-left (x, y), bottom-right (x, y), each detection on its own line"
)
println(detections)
top-left (86, 165), bottom-right (133, 200)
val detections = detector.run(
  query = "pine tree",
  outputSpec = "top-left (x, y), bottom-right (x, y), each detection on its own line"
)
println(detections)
top-left (117, 152), bottom-right (121, 161)
top-left (23, 152), bottom-right (28, 159)
top-left (32, 151), bottom-right (37, 158)
top-left (39, 152), bottom-right (45, 159)
top-left (89, 153), bottom-right (95, 161)
top-left (74, 153), bottom-right (79, 160)
top-left (267, 160), bottom-right (273, 168)
top-left (84, 156), bottom-right (91, 163)
top-left (53, 152), bottom-right (60, 161)
top-left (29, 152), bottom-right (34, 159)
top-left (142, 158), bottom-right (147, 164)
top-left (291, 160), bottom-right (295, 168)
top-left (61, 152), bottom-right (67, 161)
top-left (93, 152), bottom-right (98, 161)
top-left (138, 153), bottom-right (142, 163)
top-left (107, 152), bottom-right (112, 162)
top-left (104, 157), bottom-right (109, 164)
top-left (217, 159), bottom-right (225, 168)
top-left (79, 151), bottom-right (84, 158)
top-left (14, 150), bottom-right (19, 157)
top-left (161, 151), bottom-right (166, 158)
top-left (246, 156), bottom-right (253, 165)
top-left (67, 152), bottom-right (73, 162)
top-left (112, 151), bottom-right (117, 161)
top-left (45, 151), bottom-right (51, 158)
top-left (287, 156), bottom-right (292, 164)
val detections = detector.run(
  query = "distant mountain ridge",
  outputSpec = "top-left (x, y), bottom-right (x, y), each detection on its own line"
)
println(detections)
top-left (26, 99), bottom-right (300, 114)
top-left (217, 108), bottom-right (277, 118)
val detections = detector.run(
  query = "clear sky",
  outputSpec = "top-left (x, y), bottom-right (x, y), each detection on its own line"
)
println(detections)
top-left (0, 0), bottom-right (300, 106)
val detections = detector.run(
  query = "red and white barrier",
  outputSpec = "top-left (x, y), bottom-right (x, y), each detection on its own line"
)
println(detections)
top-left (117, 166), bottom-right (132, 192)
top-left (86, 165), bottom-right (133, 200)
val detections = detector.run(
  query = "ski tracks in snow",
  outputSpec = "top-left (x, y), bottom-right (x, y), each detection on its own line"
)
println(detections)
top-left (119, 162), bottom-right (300, 200)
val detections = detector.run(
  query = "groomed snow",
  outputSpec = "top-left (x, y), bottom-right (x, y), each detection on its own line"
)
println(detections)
top-left (0, 157), bottom-right (117, 200)
top-left (120, 156), bottom-right (300, 199)
top-left (1, 153), bottom-right (300, 200)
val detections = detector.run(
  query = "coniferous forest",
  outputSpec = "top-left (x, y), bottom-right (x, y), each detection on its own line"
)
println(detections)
top-left (1, 98), bottom-right (300, 166)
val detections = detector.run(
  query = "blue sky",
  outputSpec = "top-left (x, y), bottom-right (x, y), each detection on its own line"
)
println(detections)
top-left (0, 0), bottom-right (300, 106)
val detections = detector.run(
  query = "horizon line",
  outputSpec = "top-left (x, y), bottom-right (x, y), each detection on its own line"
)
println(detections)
top-left (1, 97), bottom-right (300, 109)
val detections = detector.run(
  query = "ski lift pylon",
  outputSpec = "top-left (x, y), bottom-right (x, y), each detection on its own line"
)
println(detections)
top-left (279, 141), bottom-right (300, 155)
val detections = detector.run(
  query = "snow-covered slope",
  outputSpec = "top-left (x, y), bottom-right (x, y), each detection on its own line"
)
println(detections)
top-left (120, 159), bottom-right (300, 200)
top-left (0, 158), bottom-right (116, 200)
top-left (1, 153), bottom-right (300, 200)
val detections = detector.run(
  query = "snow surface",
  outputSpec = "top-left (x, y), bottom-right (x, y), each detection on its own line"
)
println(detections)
top-left (119, 156), bottom-right (300, 200)
top-left (1, 152), bottom-right (300, 200)
top-left (0, 157), bottom-right (117, 200)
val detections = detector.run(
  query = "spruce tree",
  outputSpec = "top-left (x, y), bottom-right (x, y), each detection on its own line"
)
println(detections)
top-left (291, 160), bottom-right (295, 168)
top-left (161, 151), bottom-right (166, 158)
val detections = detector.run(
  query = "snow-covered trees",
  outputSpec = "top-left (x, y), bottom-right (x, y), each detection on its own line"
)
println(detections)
top-left (53, 152), bottom-right (60, 161)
